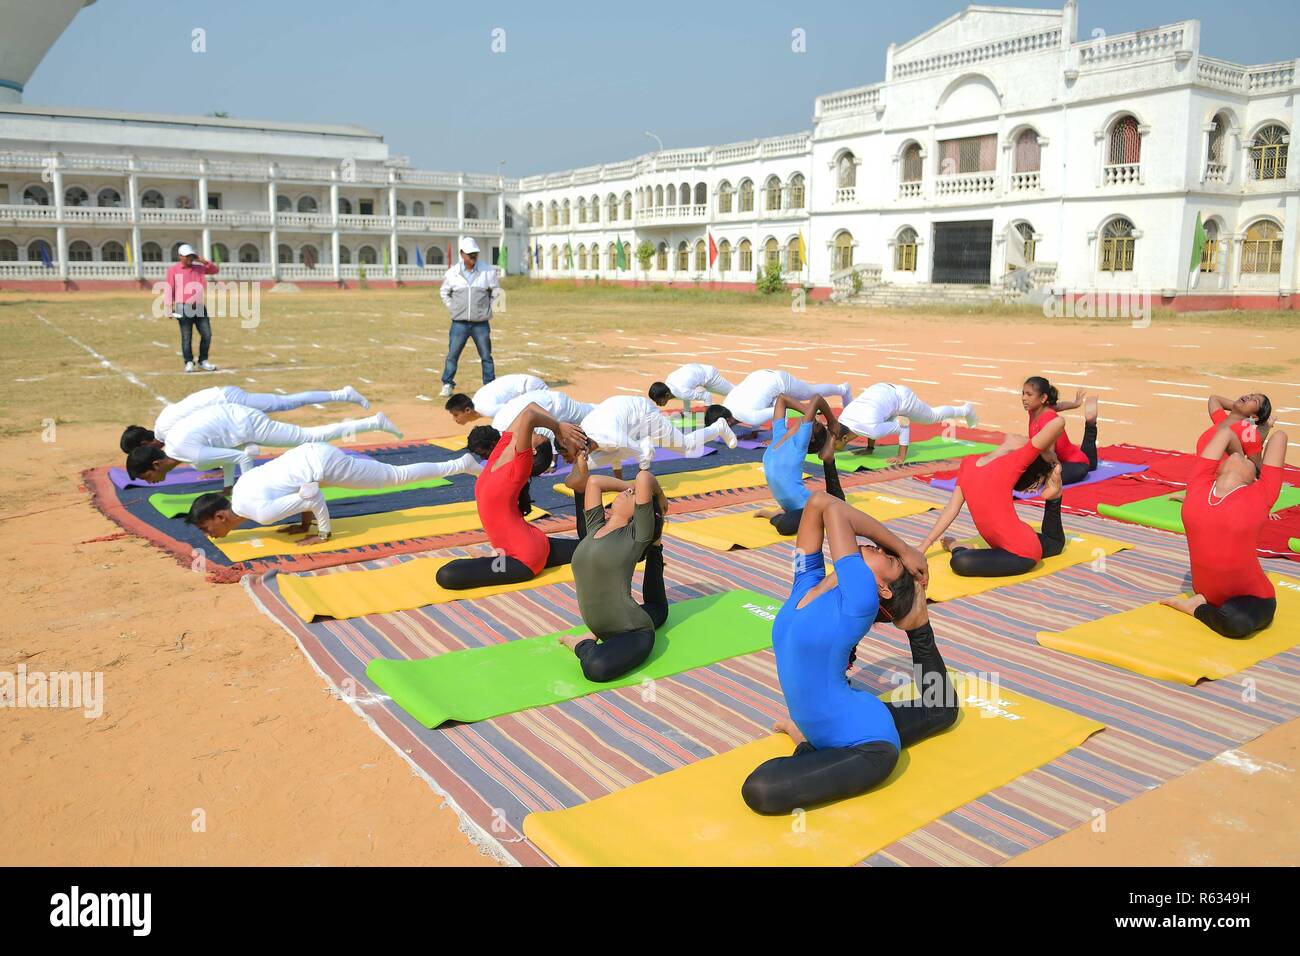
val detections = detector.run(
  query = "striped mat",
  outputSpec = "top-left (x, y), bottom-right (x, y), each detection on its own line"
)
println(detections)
top-left (245, 477), bottom-right (1300, 866)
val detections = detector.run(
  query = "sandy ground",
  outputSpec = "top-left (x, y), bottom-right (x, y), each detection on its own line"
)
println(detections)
top-left (2, 290), bottom-right (1297, 865)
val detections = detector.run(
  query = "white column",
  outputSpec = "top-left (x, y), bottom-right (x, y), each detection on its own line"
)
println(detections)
top-left (127, 160), bottom-right (141, 280)
top-left (267, 171), bottom-right (279, 280)
top-left (498, 177), bottom-right (506, 273)
top-left (456, 181), bottom-right (465, 235)
top-left (388, 181), bottom-right (398, 278)
top-left (52, 157), bottom-right (68, 280)
top-left (330, 177), bottom-right (341, 282)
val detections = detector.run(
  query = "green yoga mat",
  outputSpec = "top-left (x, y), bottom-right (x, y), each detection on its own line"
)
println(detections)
top-left (148, 476), bottom-right (452, 518)
top-left (1098, 484), bottom-right (1300, 534)
top-left (367, 589), bottom-right (780, 728)
top-left (808, 436), bottom-right (997, 472)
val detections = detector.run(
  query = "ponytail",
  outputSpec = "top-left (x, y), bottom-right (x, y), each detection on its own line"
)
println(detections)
top-left (1256, 394), bottom-right (1273, 425)
top-left (1025, 376), bottom-right (1059, 407)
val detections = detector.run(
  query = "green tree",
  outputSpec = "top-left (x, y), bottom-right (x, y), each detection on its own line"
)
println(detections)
top-left (756, 260), bottom-right (785, 295)
top-left (635, 240), bottom-right (654, 274)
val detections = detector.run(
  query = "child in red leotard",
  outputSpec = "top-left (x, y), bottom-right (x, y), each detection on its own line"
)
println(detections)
top-left (918, 415), bottom-right (1069, 577)
top-left (435, 402), bottom-right (588, 590)
top-left (1023, 376), bottom-right (1100, 485)
top-left (1162, 421), bottom-right (1289, 638)
top-left (1195, 393), bottom-right (1271, 464)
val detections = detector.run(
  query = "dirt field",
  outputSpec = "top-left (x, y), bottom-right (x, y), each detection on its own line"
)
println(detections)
top-left (2, 282), bottom-right (1297, 865)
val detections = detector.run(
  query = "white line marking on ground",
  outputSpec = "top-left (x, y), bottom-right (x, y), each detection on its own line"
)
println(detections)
top-left (1148, 380), bottom-right (1208, 389)
top-left (779, 364), bottom-right (809, 370)
top-left (416, 394), bottom-right (433, 402)
top-left (1154, 393), bottom-right (1206, 402)
top-left (877, 364), bottom-right (913, 371)
top-left (985, 386), bottom-right (1020, 394)
top-left (956, 372), bottom-right (1001, 380)
top-left (36, 314), bottom-right (170, 404)
top-left (1053, 382), bottom-right (1112, 390)
top-left (615, 386), bottom-right (640, 393)
top-left (900, 378), bottom-right (940, 385)
top-left (961, 363), bottom-right (997, 369)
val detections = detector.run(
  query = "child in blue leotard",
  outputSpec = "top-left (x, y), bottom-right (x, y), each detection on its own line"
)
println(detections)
top-left (756, 394), bottom-right (845, 535)
top-left (742, 492), bottom-right (959, 815)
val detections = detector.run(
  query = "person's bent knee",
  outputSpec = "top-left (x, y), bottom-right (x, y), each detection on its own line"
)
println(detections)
top-left (741, 772), bottom-right (796, 815)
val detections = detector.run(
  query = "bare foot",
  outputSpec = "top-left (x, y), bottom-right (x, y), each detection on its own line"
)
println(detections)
top-left (558, 632), bottom-right (591, 653)
top-left (940, 535), bottom-right (959, 553)
top-left (1084, 392), bottom-right (1100, 424)
top-left (1160, 593), bottom-right (1207, 617)
top-left (754, 508), bottom-right (778, 520)
top-left (772, 715), bottom-right (805, 746)
top-left (1040, 463), bottom-right (1064, 501)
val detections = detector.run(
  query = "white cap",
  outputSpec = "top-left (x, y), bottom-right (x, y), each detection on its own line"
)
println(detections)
top-left (458, 236), bottom-right (480, 254)
top-left (177, 243), bottom-right (197, 257)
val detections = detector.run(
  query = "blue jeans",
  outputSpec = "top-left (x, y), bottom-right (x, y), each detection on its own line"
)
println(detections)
top-left (175, 307), bottom-right (212, 364)
top-left (441, 320), bottom-right (494, 387)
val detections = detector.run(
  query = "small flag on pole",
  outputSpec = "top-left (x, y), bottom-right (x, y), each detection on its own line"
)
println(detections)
top-left (499, 244), bottom-right (508, 273)
top-left (1187, 211), bottom-right (1208, 290)
top-left (212, 243), bottom-right (222, 265)
top-left (37, 241), bottom-right (53, 268)
top-left (382, 245), bottom-right (390, 272)
top-left (415, 245), bottom-right (424, 268)
top-left (797, 231), bottom-right (807, 273)
top-left (615, 235), bottom-right (627, 271)
top-left (708, 233), bottom-right (718, 268)
top-left (124, 238), bottom-right (134, 266)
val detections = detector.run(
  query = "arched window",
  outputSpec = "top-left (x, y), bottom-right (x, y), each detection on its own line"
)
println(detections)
top-left (396, 246), bottom-right (408, 265)
top-left (786, 237), bottom-right (802, 272)
top-left (1242, 221), bottom-right (1283, 274)
top-left (97, 187), bottom-right (122, 207)
top-left (212, 243), bottom-right (229, 264)
top-left (465, 202), bottom-right (479, 220)
top-left (0, 239), bottom-right (17, 261)
top-left (395, 199), bottom-right (407, 217)
top-left (561, 200), bottom-right (570, 225)
top-left (679, 183), bottom-right (690, 208)
top-left (1014, 129), bottom-right (1041, 172)
top-left (1250, 124), bottom-right (1289, 180)
top-left (505, 204), bottom-right (515, 228)
top-left (22, 185), bottom-right (49, 206)
top-left (788, 174), bottom-right (805, 209)
top-left (276, 194), bottom-right (292, 212)
top-left (548, 201), bottom-right (558, 226)
top-left (607, 194), bottom-right (618, 221)
top-left (238, 243), bottom-right (260, 263)
top-left (1099, 217), bottom-right (1136, 272)
top-left (623, 241), bottom-right (632, 269)
top-left (338, 246), bottom-right (352, 264)
top-left (1016, 222), bottom-right (1037, 264)
top-left (1200, 220), bottom-right (1220, 273)
top-left (738, 239), bottom-right (753, 272)
top-left (833, 231), bottom-right (854, 271)
top-left (298, 196), bottom-right (318, 213)
top-left (141, 189), bottom-right (165, 209)
top-left (607, 242), bottom-right (618, 268)
top-left (694, 239), bottom-right (707, 271)
top-left (412, 200), bottom-right (425, 217)
top-left (27, 240), bottom-right (50, 262)
top-left (427, 245), bottom-right (445, 265)
top-left (656, 241), bottom-right (668, 271)
top-left (170, 242), bottom-right (186, 259)
top-left (337, 196), bottom-right (353, 215)
top-left (739, 179), bottom-right (754, 212)
top-left (694, 182), bottom-right (706, 206)
top-left (895, 228), bottom-right (918, 272)
top-left (717, 239), bottom-right (732, 273)
top-left (1207, 114), bottom-right (1228, 170)
top-left (622, 192), bottom-right (632, 219)
top-left (1108, 115), bottom-right (1141, 166)
top-left (577, 198), bottom-right (587, 223)
top-left (764, 237), bottom-right (780, 268)
top-left (548, 245), bottom-right (558, 269)
top-left (277, 244), bottom-right (293, 264)
top-left (717, 180), bottom-right (733, 214)
top-left (665, 185), bottom-right (674, 207)
top-left (68, 240), bottom-right (93, 261)
top-left (64, 187), bottom-right (89, 207)
top-left (101, 241), bottom-right (125, 262)
top-left (141, 241), bottom-right (163, 262)
top-left (358, 245), bottom-right (377, 265)
top-left (765, 177), bottom-right (782, 211)
top-left (676, 241), bottom-right (689, 271)
top-left (578, 244), bottom-right (588, 269)
top-left (299, 244), bottom-right (320, 265)
top-left (901, 144), bottom-right (923, 183)
top-left (588, 195), bottom-right (599, 223)
top-left (837, 152), bottom-right (857, 188)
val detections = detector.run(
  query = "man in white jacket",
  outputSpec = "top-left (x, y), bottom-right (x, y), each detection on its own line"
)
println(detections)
top-left (438, 236), bottom-right (501, 398)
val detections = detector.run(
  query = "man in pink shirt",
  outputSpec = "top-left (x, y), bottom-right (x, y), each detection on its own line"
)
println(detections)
top-left (163, 242), bottom-right (220, 373)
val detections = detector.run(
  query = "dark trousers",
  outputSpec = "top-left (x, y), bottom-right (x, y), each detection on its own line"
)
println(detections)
top-left (949, 497), bottom-right (1066, 577)
top-left (441, 320), bottom-right (494, 387)
top-left (175, 307), bottom-right (212, 364)
top-left (770, 460), bottom-right (846, 536)
top-left (1195, 595), bottom-right (1276, 639)
top-left (574, 544), bottom-right (669, 683)
top-left (1060, 421), bottom-right (1100, 485)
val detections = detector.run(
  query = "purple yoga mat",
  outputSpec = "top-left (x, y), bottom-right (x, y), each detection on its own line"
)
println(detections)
top-left (549, 443), bottom-right (717, 479)
top-left (928, 459), bottom-right (1149, 498)
top-left (108, 447), bottom-right (368, 489)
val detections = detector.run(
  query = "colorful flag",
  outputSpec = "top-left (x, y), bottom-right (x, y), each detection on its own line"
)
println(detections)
top-left (565, 243), bottom-right (573, 269)
top-left (37, 241), bottom-right (53, 268)
top-left (1188, 211), bottom-right (1208, 290)
top-left (797, 231), bottom-right (807, 272)
top-left (447, 241), bottom-right (453, 266)
top-left (212, 243), bottom-right (222, 265)
top-left (534, 242), bottom-right (540, 267)
top-left (615, 235), bottom-right (627, 271)
top-left (708, 233), bottom-right (717, 267)
top-left (123, 238), bottom-right (134, 266)
top-left (499, 244), bottom-right (508, 273)
top-left (416, 245), bottom-right (425, 268)
top-left (382, 245), bottom-right (390, 271)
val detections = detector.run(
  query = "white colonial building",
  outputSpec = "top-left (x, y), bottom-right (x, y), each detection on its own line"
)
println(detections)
top-left (518, 2), bottom-right (1300, 307)
top-left (0, 2), bottom-right (526, 288)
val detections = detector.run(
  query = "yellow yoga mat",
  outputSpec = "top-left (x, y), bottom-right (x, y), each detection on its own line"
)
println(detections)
top-left (923, 531), bottom-right (1132, 603)
top-left (428, 434), bottom-right (469, 450)
top-left (664, 491), bottom-right (938, 552)
top-left (214, 502), bottom-right (548, 561)
top-left (553, 461), bottom-right (769, 502)
top-left (279, 556), bottom-right (577, 622)
top-left (523, 677), bottom-right (1103, 866)
top-left (1037, 573), bottom-right (1300, 685)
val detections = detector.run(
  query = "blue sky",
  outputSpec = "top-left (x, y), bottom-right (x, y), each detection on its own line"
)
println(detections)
top-left (25, 0), bottom-right (1300, 176)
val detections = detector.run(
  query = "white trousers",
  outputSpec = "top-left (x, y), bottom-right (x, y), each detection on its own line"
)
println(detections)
top-left (730, 371), bottom-right (848, 426)
top-left (839, 383), bottom-right (964, 445)
top-left (245, 412), bottom-right (386, 449)
top-left (587, 415), bottom-right (729, 468)
top-left (223, 385), bottom-right (357, 413)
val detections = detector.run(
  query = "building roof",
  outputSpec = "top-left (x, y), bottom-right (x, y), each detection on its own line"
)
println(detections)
top-left (0, 102), bottom-right (383, 141)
